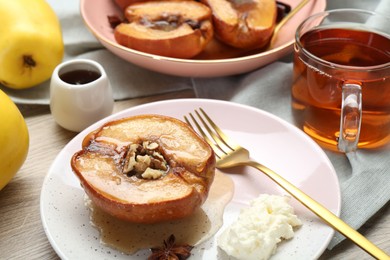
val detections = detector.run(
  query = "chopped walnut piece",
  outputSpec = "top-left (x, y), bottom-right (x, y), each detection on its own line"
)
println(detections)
top-left (122, 141), bottom-right (168, 179)
top-left (123, 145), bottom-right (137, 174)
top-left (142, 168), bottom-right (164, 179)
top-left (151, 156), bottom-right (168, 171)
top-left (134, 155), bottom-right (151, 172)
top-left (144, 141), bottom-right (159, 150)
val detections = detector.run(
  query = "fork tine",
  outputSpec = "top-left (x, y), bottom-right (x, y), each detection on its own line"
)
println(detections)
top-left (194, 110), bottom-right (233, 154)
top-left (184, 114), bottom-right (214, 147)
top-left (185, 108), bottom-right (242, 158)
top-left (198, 108), bottom-right (240, 150)
top-left (184, 114), bottom-right (225, 158)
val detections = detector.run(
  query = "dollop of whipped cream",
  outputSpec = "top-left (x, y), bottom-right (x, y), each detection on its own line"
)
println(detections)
top-left (217, 194), bottom-right (302, 260)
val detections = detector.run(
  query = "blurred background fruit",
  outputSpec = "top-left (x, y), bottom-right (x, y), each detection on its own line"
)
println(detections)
top-left (0, 90), bottom-right (29, 190)
top-left (0, 0), bottom-right (64, 89)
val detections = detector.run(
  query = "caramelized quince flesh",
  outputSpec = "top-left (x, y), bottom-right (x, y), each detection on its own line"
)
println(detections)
top-left (71, 115), bottom-right (216, 223)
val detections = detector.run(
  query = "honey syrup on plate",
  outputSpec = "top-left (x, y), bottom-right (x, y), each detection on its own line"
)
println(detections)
top-left (85, 170), bottom-right (234, 254)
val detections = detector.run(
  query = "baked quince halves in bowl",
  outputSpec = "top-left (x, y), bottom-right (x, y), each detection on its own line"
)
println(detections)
top-left (71, 114), bottom-right (216, 224)
top-left (80, 0), bottom-right (326, 77)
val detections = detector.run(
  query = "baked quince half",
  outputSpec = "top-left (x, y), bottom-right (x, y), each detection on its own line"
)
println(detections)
top-left (71, 114), bottom-right (216, 224)
top-left (114, 1), bottom-right (214, 58)
top-left (201, 0), bottom-right (277, 49)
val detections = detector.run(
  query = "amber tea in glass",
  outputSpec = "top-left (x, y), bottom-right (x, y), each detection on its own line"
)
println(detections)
top-left (292, 10), bottom-right (390, 152)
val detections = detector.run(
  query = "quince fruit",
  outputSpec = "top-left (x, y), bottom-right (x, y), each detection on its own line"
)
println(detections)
top-left (114, 1), bottom-right (214, 58)
top-left (0, 0), bottom-right (64, 89)
top-left (201, 0), bottom-right (277, 49)
top-left (0, 90), bottom-right (29, 190)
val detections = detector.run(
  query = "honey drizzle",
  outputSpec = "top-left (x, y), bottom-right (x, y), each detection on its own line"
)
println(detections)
top-left (85, 170), bottom-right (234, 255)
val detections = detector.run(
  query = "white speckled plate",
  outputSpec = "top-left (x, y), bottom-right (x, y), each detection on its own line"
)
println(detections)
top-left (40, 99), bottom-right (340, 259)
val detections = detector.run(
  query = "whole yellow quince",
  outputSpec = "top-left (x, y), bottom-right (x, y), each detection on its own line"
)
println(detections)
top-left (0, 90), bottom-right (29, 190)
top-left (0, 0), bottom-right (64, 89)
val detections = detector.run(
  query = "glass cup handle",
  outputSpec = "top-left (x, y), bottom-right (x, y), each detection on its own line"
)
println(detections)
top-left (338, 84), bottom-right (362, 152)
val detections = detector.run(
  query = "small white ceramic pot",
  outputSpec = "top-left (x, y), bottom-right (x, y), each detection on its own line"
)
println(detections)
top-left (50, 59), bottom-right (114, 132)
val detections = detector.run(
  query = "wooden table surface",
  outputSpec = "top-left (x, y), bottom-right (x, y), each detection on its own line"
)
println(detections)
top-left (0, 89), bottom-right (388, 259)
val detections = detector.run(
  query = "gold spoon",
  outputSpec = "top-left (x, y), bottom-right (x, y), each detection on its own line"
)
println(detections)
top-left (268, 0), bottom-right (311, 48)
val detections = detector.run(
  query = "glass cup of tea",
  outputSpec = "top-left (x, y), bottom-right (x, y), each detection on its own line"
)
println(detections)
top-left (50, 59), bottom-right (114, 132)
top-left (291, 9), bottom-right (390, 152)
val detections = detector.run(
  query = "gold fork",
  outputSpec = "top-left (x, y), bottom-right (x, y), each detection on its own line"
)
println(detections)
top-left (184, 108), bottom-right (389, 260)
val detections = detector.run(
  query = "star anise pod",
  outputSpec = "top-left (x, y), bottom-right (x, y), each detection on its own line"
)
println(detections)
top-left (148, 234), bottom-right (194, 260)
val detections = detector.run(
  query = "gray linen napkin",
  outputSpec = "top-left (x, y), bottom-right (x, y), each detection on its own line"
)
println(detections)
top-left (193, 61), bottom-right (390, 249)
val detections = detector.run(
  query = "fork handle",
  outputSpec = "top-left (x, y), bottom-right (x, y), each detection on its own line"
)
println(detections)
top-left (247, 160), bottom-right (390, 260)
